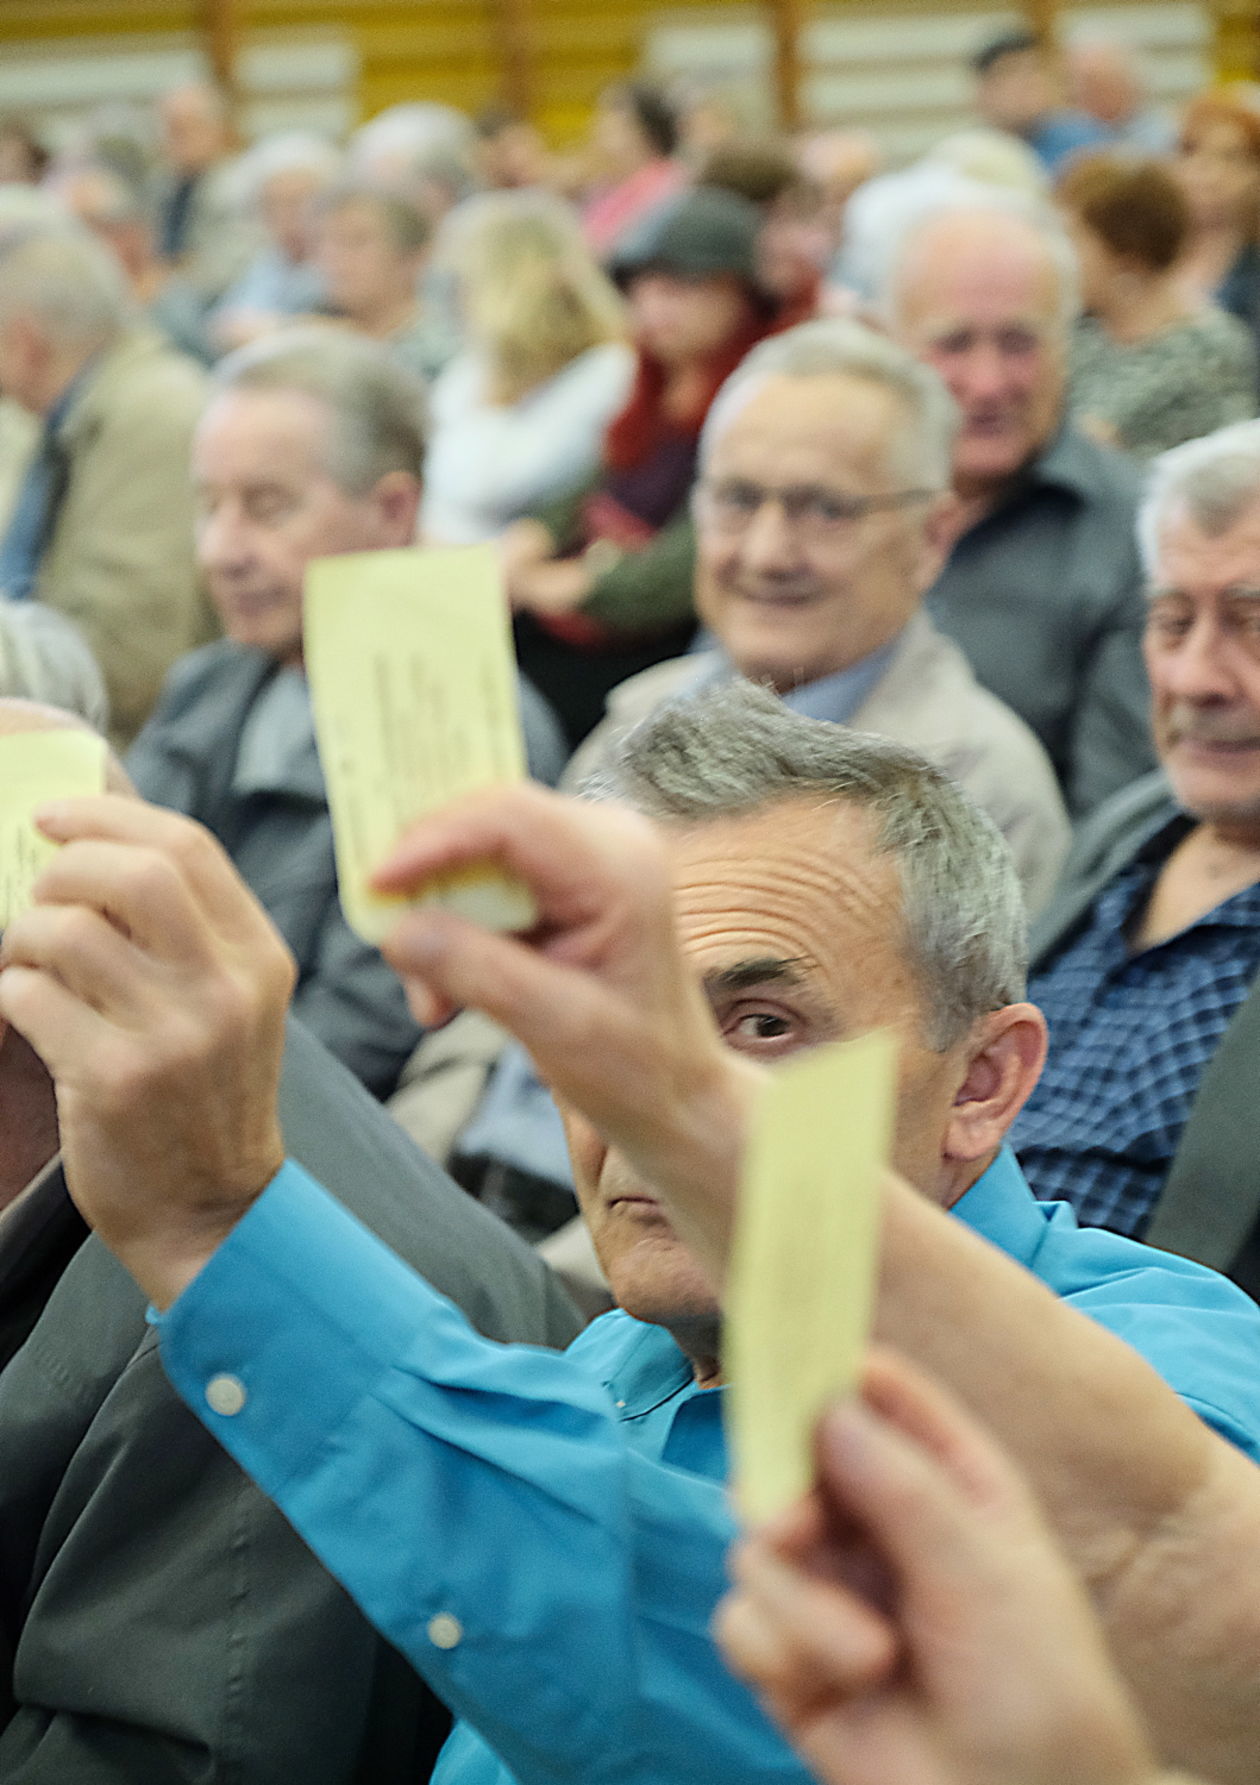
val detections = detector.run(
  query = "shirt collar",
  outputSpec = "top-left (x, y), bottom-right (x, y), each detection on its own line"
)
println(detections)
top-left (700, 633), bottom-right (902, 726)
top-left (1013, 421), bottom-right (1099, 505)
top-left (950, 1146), bottom-right (1050, 1270)
top-left (591, 1310), bottom-right (699, 1418)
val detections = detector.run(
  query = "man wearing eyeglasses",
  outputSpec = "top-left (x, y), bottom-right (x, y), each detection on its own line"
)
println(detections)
top-left (566, 317), bottom-right (1069, 912)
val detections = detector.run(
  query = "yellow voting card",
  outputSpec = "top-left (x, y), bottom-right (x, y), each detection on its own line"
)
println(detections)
top-left (725, 1027), bottom-right (897, 1524)
top-left (304, 545), bottom-right (537, 945)
top-left (0, 729), bottom-right (107, 930)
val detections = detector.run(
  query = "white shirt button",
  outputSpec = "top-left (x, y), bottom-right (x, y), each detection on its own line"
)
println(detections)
top-left (206, 1373), bottom-right (247, 1417)
top-left (427, 1613), bottom-right (463, 1650)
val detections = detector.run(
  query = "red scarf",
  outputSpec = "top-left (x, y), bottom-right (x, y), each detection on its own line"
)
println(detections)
top-left (602, 306), bottom-right (777, 472)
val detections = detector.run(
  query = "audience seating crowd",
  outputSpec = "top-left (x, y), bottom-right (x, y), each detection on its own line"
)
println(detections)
top-left (2, 40), bottom-right (1260, 1785)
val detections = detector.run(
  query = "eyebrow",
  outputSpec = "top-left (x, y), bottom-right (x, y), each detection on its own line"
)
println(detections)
top-left (1147, 584), bottom-right (1260, 604)
top-left (701, 956), bottom-right (811, 997)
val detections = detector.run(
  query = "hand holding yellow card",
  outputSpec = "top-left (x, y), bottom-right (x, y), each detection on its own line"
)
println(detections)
top-left (0, 729), bottom-right (108, 930)
top-left (304, 544), bottom-right (537, 944)
top-left (724, 1028), bottom-right (897, 1524)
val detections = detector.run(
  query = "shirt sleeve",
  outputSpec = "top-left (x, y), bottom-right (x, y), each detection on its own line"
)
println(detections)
top-left (156, 1162), bottom-right (801, 1785)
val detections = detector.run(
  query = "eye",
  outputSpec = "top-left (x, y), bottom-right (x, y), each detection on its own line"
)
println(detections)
top-left (718, 1002), bottom-right (807, 1058)
top-left (1145, 606), bottom-right (1192, 643)
top-left (996, 327), bottom-right (1040, 358)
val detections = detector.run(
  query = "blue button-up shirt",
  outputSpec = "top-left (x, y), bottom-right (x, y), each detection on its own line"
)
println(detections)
top-left (1014, 856), bottom-right (1260, 1238)
top-left (157, 1149), bottom-right (1260, 1785)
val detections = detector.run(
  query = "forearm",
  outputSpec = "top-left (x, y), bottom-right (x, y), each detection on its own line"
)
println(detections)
top-left (875, 1182), bottom-right (1260, 1784)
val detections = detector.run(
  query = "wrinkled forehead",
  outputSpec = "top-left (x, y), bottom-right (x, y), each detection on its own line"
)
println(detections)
top-left (1151, 492), bottom-right (1260, 594)
top-left (193, 386), bottom-right (336, 483)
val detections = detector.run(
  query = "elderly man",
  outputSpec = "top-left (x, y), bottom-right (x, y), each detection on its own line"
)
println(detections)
top-left (0, 221), bottom-right (213, 746)
top-left (1011, 419), bottom-right (1260, 1295)
top-left (881, 192), bottom-right (1156, 815)
top-left (15, 687), bottom-right (1260, 1785)
top-left (154, 81), bottom-right (255, 300)
top-left (128, 328), bottom-right (564, 1098)
top-left (415, 317), bottom-right (1069, 1225)
top-left (0, 698), bottom-right (580, 1783)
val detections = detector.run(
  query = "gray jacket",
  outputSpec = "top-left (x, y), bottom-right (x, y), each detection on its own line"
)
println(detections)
top-left (0, 1019), bottom-right (580, 1784)
top-left (1030, 771), bottom-right (1260, 1295)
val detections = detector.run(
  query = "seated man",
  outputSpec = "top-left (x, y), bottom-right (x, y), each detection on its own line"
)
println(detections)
top-left (881, 191), bottom-right (1156, 815)
top-left (12, 686), bottom-right (1260, 1785)
top-left (128, 328), bottom-right (566, 1098)
top-left (970, 30), bottom-right (1107, 172)
top-left (1012, 418), bottom-right (1260, 1294)
top-left (0, 220), bottom-right (214, 746)
top-left (393, 316), bottom-right (1069, 1217)
top-left (0, 698), bottom-right (580, 1782)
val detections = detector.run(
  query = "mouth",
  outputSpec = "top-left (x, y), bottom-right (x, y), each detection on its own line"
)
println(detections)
top-left (1171, 735), bottom-right (1260, 756)
top-left (732, 587), bottom-right (822, 611)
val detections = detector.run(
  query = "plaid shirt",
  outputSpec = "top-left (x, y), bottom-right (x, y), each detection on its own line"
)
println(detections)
top-left (1012, 856), bottom-right (1260, 1237)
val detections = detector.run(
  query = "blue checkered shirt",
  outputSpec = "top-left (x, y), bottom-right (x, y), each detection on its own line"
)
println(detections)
top-left (1012, 850), bottom-right (1260, 1237)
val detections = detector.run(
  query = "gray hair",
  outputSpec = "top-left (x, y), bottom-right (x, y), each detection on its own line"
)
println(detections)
top-left (585, 681), bottom-right (1027, 1049)
top-left (211, 327), bottom-right (427, 492)
top-left (1138, 418), bottom-right (1260, 578)
top-left (877, 187), bottom-right (1081, 334)
top-left (0, 220), bottom-right (132, 347)
top-left (0, 601), bottom-right (109, 732)
top-left (237, 129), bottom-right (343, 207)
top-left (700, 317), bottom-right (958, 491)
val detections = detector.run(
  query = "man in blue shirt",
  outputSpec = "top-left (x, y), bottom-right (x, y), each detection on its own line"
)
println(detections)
top-left (8, 686), bottom-right (1260, 1785)
top-left (1012, 419), bottom-right (1260, 1296)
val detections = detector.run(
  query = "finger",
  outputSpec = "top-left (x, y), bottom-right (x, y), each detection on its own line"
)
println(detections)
top-left (1, 903), bottom-right (156, 1023)
top-left (36, 797), bottom-right (276, 947)
top-left (371, 784), bottom-right (664, 939)
top-left (30, 839), bottom-right (217, 963)
top-left (721, 1541), bottom-right (897, 1693)
top-left (0, 961), bottom-right (114, 1079)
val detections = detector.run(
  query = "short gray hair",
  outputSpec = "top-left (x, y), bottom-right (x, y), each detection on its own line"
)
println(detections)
top-left (0, 221), bottom-right (131, 347)
top-left (1138, 418), bottom-right (1260, 578)
top-left (878, 188), bottom-right (1081, 335)
top-left (0, 601), bottom-right (109, 732)
top-left (699, 317), bottom-right (958, 491)
top-left (586, 681), bottom-right (1027, 1049)
top-left (212, 327), bottom-right (427, 492)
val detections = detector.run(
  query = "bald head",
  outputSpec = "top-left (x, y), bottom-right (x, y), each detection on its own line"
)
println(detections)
top-left (884, 202), bottom-right (1077, 498)
top-left (159, 83), bottom-right (232, 175)
top-left (1067, 41), bottom-right (1145, 128)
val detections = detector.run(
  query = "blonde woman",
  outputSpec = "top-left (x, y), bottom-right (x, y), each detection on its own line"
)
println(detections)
top-left (421, 192), bottom-right (634, 543)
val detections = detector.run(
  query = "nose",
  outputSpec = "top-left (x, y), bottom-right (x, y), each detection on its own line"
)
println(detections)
top-left (737, 495), bottom-right (804, 575)
top-left (957, 340), bottom-right (1012, 407)
top-left (196, 499), bottom-right (252, 579)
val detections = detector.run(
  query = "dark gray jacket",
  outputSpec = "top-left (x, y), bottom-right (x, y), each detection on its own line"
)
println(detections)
top-left (1030, 771), bottom-right (1260, 1296)
top-left (128, 641), bottom-right (567, 1098)
top-left (928, 424), bottom-right (1156, 818)
top-left (0, 1019), bottom-right (581, 1783)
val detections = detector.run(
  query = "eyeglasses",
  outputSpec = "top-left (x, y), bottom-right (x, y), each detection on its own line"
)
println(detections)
top-left (695, 479), bottom-right (936, 546)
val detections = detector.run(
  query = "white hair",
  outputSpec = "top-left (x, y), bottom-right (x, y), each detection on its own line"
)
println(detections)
top-left (237, 130), bottom-right (343, 207)
top-left (0, 601), bottom-right (109, 732)
top-left (0, 220), bottom-right (131, 346)
top-left (699, 316), bottom-right (958, 491)
top-left (349, 103), bottom-right (476, 201)
top-left (876, 186), bottom-right (1081, 334)
top-left (1139, 419), bottom-right (1260, 578)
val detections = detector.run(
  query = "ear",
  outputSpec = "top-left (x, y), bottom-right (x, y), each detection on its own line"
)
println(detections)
top-left (370, 470), bottom-right (422, 546)
top-left (941, 1003), bottom-right (1047, 1168)
top-left (913, 493), bottom-right (953, 595)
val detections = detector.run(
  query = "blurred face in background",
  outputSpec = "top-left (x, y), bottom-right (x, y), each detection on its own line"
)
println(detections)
top-left (892, 213), bottom-right (1067, 498)
top-left (260, 169), bottom-right (329, 263)
top-left (626, 269), bottom-right (754, 366)
top-left (1175, 117), bottom-right (1260, 233)
top-left (317, 199), bottom-right (422, 323)
top-left (694, 372), bottom-right (941, 691)
top-left (975, 47), bottom-right (1058, 134)
top-left (193, 387), bottom-right (418, 665)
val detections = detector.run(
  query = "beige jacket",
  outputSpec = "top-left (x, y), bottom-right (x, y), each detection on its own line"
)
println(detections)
top-left (566, 609), bottom-right (1071, 916)
top-left (38, 329), bottom-right (216, 748)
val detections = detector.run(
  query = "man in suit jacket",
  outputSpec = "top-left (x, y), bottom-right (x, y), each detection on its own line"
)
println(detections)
top-left (0, 702), bottom-right (580, 1784)
top-left (0, 222), bottom-right (214, 746)
top-left (1010, 418), bottom-right (1260, 1297)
